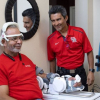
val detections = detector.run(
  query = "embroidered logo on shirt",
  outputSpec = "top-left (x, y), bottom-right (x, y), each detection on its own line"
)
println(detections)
top-left (25, 65), bottom-right (31, 67)
top-left (55, 42), bottom-right (59, 45)
top-left (70, 37), bottom-right (77, 43)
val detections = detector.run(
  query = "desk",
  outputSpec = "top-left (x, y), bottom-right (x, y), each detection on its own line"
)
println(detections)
top-left (43, 91), bottom-right (100, 100)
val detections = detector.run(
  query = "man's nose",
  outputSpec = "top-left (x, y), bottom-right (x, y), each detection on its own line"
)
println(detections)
top-left (24, 23), bottom-right (27, 28)
top-left (54, 21), bottom-right (59, 26)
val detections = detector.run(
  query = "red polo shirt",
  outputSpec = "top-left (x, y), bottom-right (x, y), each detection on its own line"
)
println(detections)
top-left (0, 53), bottom-right (43, 100)
top-left (47, 25), bottom-right (92, 69)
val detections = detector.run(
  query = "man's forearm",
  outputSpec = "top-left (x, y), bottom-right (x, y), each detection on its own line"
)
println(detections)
top-left (87, 51), bottom-right (94, 85)
top-left (87, 51), bottom-right (94, 69)
top-left (50, 59), bottom-right (56, 73)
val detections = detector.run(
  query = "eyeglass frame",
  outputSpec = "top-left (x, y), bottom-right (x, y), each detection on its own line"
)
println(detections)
top-left (7, 35), bottom-right (24, 42)
top-left (4, 33), bottom-right (24, 42)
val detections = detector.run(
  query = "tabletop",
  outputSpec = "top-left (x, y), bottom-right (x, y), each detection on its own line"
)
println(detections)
top-left (43, 91), bottom-right (100, 100)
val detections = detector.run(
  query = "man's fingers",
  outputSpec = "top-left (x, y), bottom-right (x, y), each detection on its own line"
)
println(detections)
top-left (68, 77), bottom-right (75, 80)
top-left (73, 82), bottom-right (82, 87)
top-left (87, 79), bottom-right (94, 86)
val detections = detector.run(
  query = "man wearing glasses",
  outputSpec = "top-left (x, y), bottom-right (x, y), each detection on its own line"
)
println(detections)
top-left (0, 22), bottom-right (43, 100)
top-left (47, 5), bottom-right (94, 91)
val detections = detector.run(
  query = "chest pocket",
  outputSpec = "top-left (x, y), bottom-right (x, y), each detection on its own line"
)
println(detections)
top-left (69, 41), bottom-right (81, 49)
top-left (67, 36), bottom-right (82, 49)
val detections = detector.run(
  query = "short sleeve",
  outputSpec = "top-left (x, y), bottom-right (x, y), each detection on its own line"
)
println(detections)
top-left (82, 29), bottom-right (93, 53)
top-left (47, 38), bottom-right (55, 61)
top-left (0, 64), bottom-right (8, 85)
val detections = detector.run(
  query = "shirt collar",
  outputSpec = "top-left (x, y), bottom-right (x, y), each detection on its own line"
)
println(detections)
top-left (56, 24), bottom-right (74, 38)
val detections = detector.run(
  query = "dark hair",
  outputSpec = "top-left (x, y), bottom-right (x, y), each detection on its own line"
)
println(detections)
top-left (22, 8), bottom-right (36, 23)
top-left (49, 5), bottom-right (67, 19)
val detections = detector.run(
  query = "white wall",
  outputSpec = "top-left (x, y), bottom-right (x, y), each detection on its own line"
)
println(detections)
top-left (0, 0), bottom-right (7, 53)
top-left (75, 0), bottom-right (88, 33)
top-left (93, 0), bottom-right (100, 92)
top-left (0, 0), bottom-right (7, 27)
top-left (88, 0), bottom-right (93, 46)
top-left (75, 0), bottom-right (88, 74)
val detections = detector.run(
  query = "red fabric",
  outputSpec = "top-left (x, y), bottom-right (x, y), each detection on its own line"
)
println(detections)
top-left (0, 54), bottom-right (43, 100)
top-left (47, 25), bottom-right (93, 69)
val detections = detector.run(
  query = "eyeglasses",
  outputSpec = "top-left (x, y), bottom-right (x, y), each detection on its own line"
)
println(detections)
top-left (63, 37), bottom-right (70, 49)
top-left (7, 36), bottom-right (24, 42)
top-left (2, 33), bottom-right (24, 42)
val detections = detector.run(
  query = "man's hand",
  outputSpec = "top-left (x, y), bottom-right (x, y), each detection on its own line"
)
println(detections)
top-left (87, 71), bottom-right (94, 86)
top-left (38, 73), bottom-right (47, 78)
top-left (68, 77), bottom-right (82, 87)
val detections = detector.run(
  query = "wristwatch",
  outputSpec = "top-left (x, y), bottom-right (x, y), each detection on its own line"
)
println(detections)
top-left (89, 69), bottom-right (95, 72)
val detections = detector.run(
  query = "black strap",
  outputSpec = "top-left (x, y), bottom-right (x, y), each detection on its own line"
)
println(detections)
top-left (18, 53), bottom-right (22, 61)
top-left (3, 52), bottom-right (22, 61)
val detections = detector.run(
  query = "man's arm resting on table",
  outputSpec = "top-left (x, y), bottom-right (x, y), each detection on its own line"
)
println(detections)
top-left (87, 51), bottom-right (94, 86)
top-left (50, 59), bottom-right (56, 73)
top-left (36, 66), bottom-right (47, 78)
top-left (0, 85), bottom-right (16, 100)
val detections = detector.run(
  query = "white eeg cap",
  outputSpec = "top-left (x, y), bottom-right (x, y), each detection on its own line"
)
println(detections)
top-left (2, 22), bottom-right (19, 33)
top-left (0, 22), bottom-right (20, 46)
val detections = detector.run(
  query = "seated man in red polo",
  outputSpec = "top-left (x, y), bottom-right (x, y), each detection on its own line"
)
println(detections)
top-left (0, 22), bottom-right (43, 100)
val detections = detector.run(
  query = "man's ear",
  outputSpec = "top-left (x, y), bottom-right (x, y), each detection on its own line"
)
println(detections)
top-left (65, 15), bottom-right (68, 22)
top-left (2, 39), bottom-right (7, 46)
